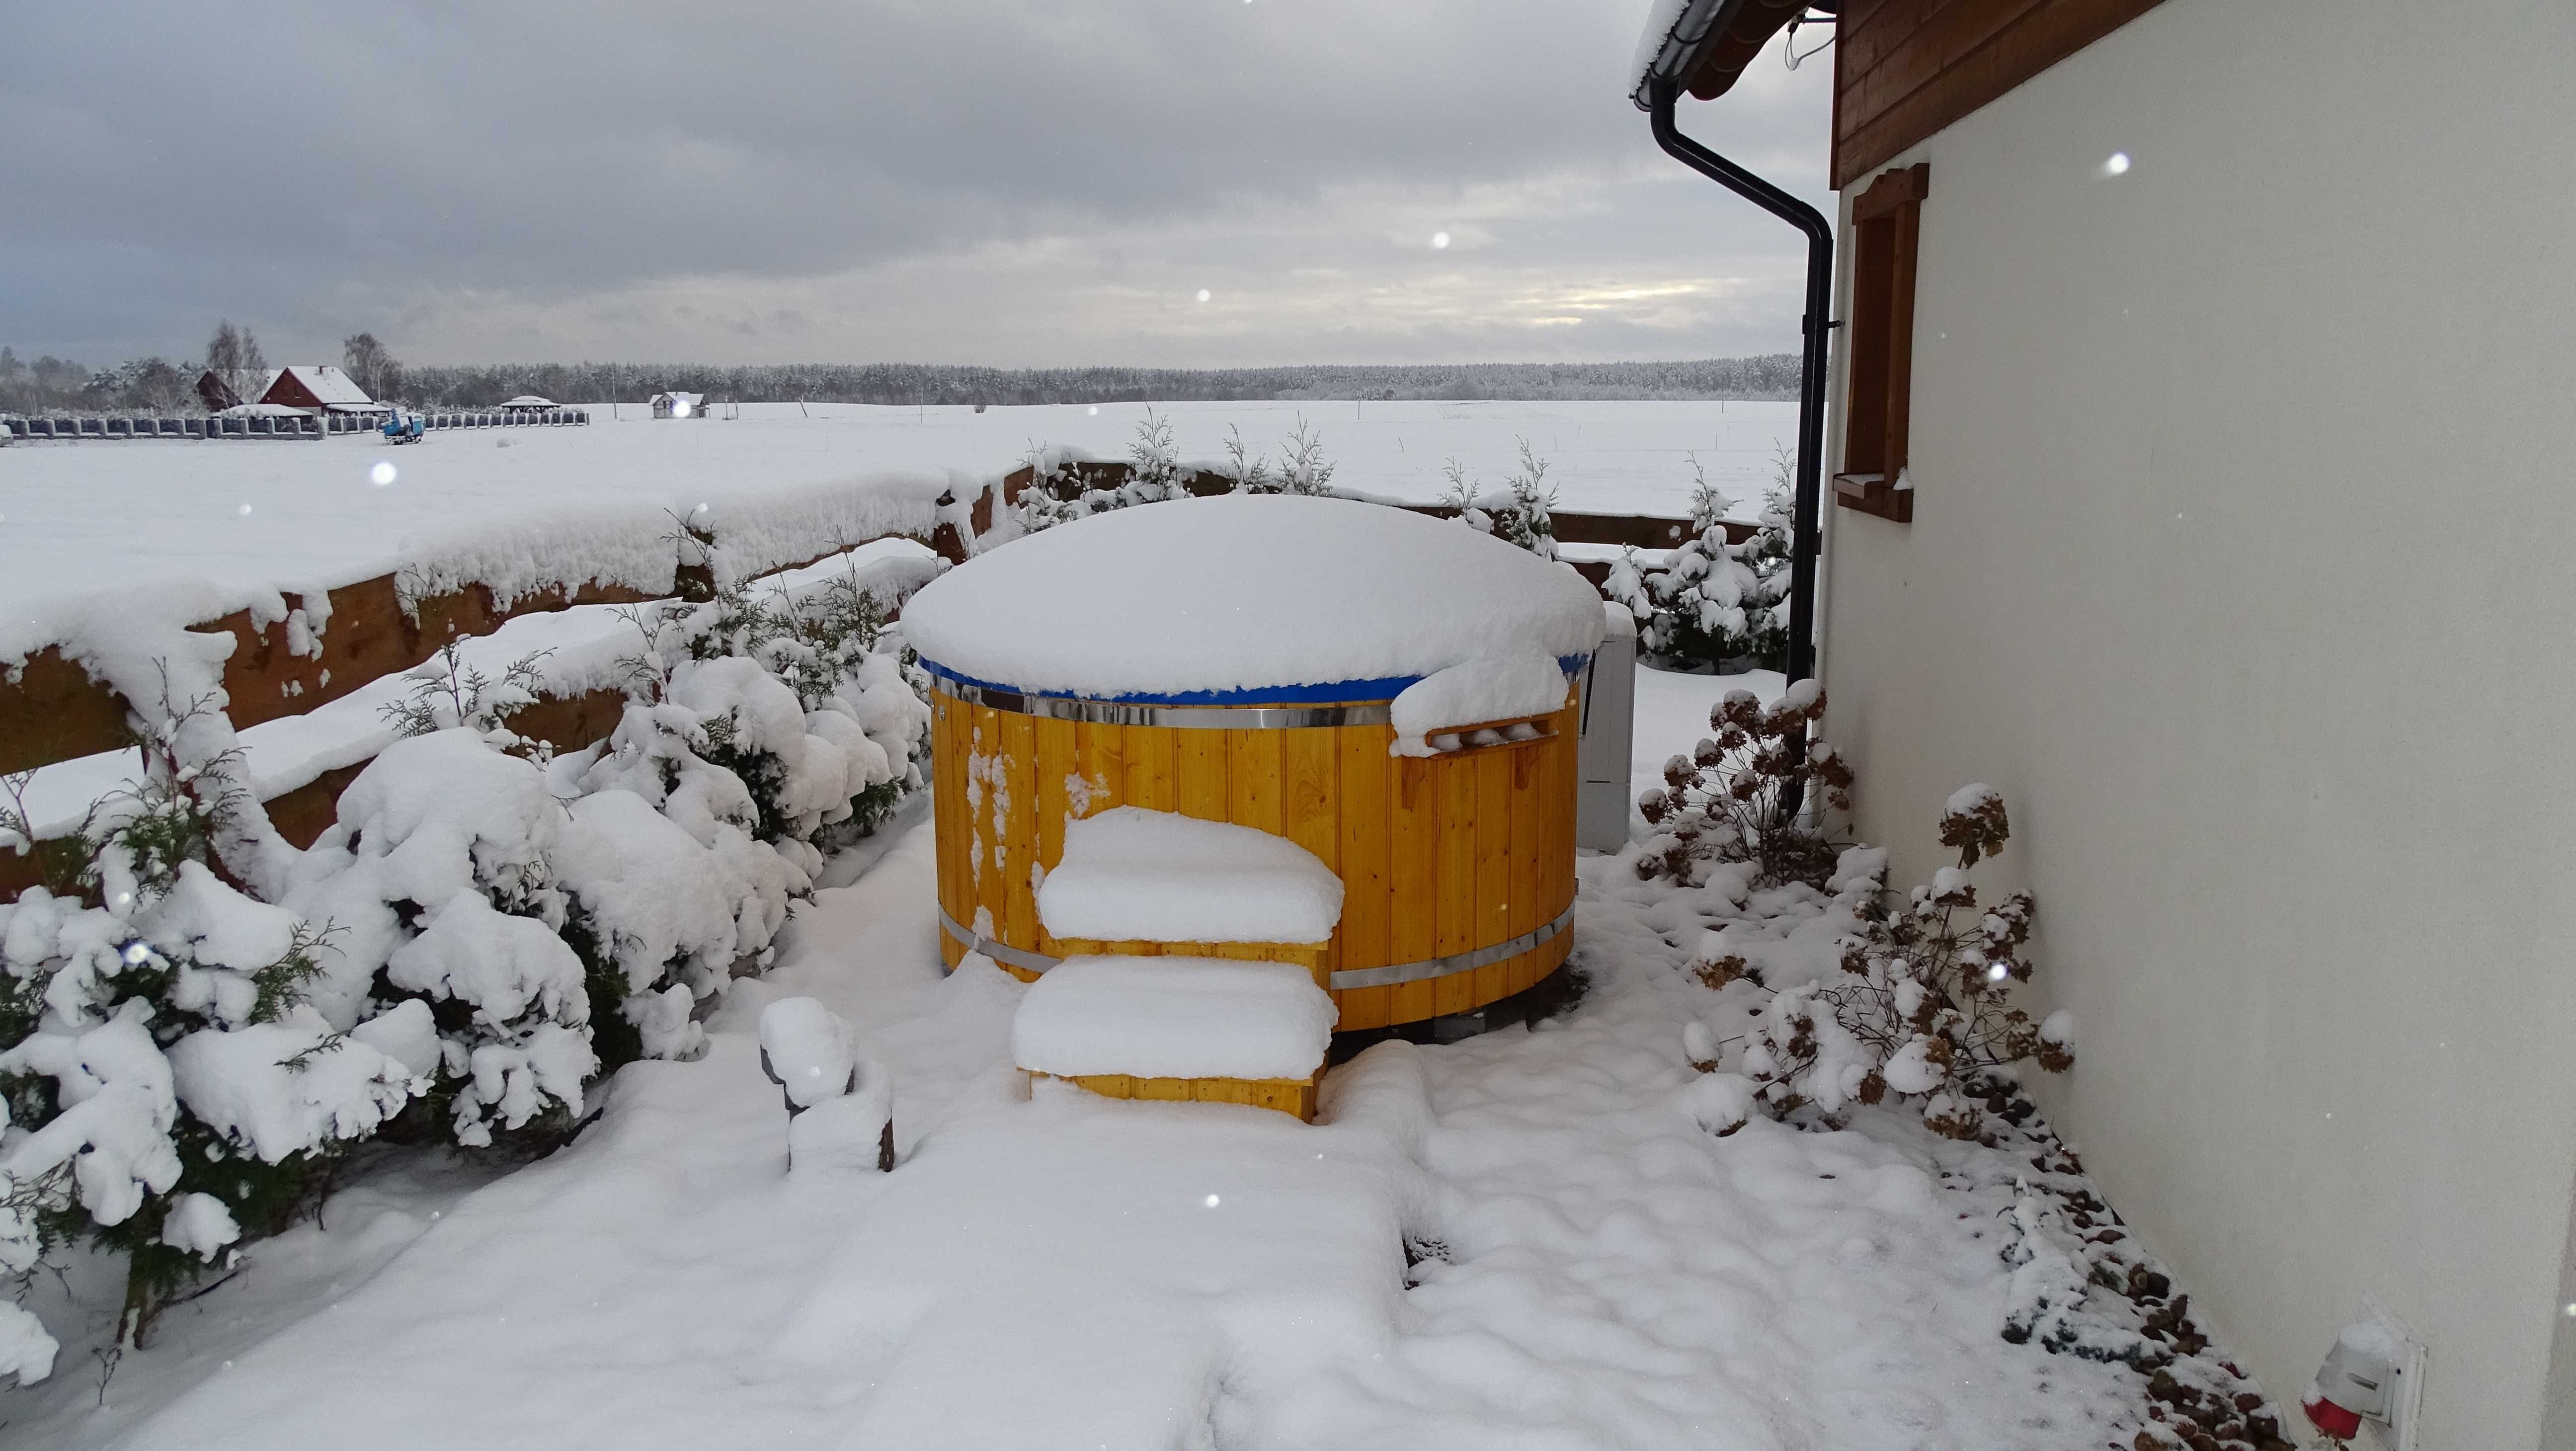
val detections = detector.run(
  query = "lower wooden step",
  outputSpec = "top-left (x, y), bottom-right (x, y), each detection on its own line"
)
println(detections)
top-left (1033, 1070), bottom-right (1320, 1122)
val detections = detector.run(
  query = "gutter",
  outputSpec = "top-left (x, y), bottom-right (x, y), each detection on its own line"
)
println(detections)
top-left (1635, 2), bottom-right (1835, 817)
top-left (1641, 75), bottom-right (1831, 700)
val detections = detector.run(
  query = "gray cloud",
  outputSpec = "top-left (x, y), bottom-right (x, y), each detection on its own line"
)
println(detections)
top-left (0, 0), bottom-right (1831, 365)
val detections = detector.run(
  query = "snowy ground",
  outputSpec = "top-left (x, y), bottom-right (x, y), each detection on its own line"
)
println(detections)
top-left (1, 663), bottom-right (2182, 1450)
top-left (0, 401), bottom-right (1789, 628)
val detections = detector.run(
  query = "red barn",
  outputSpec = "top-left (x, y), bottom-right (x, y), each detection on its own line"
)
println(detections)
top-left (259, 365), bottom-right (384, 415)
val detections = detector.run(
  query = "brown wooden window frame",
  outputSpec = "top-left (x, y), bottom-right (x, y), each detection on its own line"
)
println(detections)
top-left (1835, 162), bottom-right (1928, 525)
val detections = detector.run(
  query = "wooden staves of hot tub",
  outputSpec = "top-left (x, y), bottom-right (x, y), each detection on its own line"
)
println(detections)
top-left (902, 494), bottom-right (1605, 1033)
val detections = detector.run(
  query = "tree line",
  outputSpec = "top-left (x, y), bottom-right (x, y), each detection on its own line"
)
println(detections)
top-left (0, 338), bottom-right (1798, 415)
top-left (394, 356), bottom-right (1800, 407)
top-left (0, 322), bottom-right (402, 415)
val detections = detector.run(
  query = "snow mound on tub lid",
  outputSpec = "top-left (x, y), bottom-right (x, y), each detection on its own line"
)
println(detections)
top-left (1036, 807), bottom-right (1344, 946)
top-left (901, 493), bottom-right (1605, 699)
top-left (1012, 956), bottom-right (1336, 1081)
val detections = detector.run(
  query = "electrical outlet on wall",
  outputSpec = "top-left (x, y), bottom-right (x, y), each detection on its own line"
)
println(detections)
top-left (2352, 1296), bottom-right (2425, 1451)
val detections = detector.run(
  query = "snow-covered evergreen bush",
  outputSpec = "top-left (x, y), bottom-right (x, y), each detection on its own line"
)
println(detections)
top-left (1698, 785), bottom-right (2074, 1141)
top-left (1017, 409), bottom-right (1193, 532)
top-left (0, 516), bottom-right (938, 1369)
top-left (1734, 471), bottom-right (1794, 670)
top-left (1607, 450), bottom-right (1793, 673)
top-left (1270, 415), bottom-right (1338, 496)
top-left (603, 554), bottom-right (930, 863)
top-left (0, 740), bottom-right (425, 1369)
top-left (378, 638), bottom-right (553, 757)
top-left (1218, 425), bottom-right (1275, 493)
top-left (1020, 412), bottom-right (1342, 533)
top-left (1635, 679), bottom-right (1852, 889)
top-left (1439, 440), bottom-right (1559, 560)
top-left (1216, 416), bottom-right (1340, 496)
top-left (284, 728), bottom-right (598, 1147)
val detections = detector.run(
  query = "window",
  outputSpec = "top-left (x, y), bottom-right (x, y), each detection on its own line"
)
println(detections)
top-left (1837, 162), bottom-right (1929, 524)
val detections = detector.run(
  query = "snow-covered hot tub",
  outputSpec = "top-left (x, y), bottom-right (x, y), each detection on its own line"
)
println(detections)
top-left (902, 493), bottom-right (1606, 1032)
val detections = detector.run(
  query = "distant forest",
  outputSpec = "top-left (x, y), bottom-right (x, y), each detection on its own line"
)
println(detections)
top-left (0, 347), bottom-right (1797, 415)
top-left (390, 358), bottom-right (1802, 408)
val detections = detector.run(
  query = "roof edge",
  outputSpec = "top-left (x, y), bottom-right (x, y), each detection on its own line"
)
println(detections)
top-left (1630, 0), bottom-right (1813, 110)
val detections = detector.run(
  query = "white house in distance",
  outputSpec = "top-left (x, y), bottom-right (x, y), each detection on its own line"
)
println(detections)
top-left (649, 390), bottom-right (705, 419)
top-left (1639, 1), bottom-right (2574, 1447)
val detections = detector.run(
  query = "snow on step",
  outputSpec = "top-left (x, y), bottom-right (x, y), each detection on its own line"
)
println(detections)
top-left (1035, 806), bottom-right (1345, 945)
top-left (1012, 957), bottom-right (1336, 1081)
top-left (901, 492), bottom-right (1604, 700)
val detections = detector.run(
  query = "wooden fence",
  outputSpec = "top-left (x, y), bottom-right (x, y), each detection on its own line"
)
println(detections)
top-left (2, 409), bottom-right (590, 442)
top-left (995, 458), bottom-right (1744, 587)
top-left (2, 464), bottom-right (1698, 895)
top-left (0, 506), bottom-right (976, 895)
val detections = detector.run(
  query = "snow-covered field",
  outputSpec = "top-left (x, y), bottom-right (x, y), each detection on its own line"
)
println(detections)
top-left (0, 401), bottom-right (1788, 629)
top-left (1, 663), bottom-right (2227, 1451)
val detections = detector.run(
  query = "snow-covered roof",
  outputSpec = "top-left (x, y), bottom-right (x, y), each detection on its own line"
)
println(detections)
top-left (270, 364), bottom-right (375, 407)
top-left (902, 493), bottom-right (1606, 702)
top-left (650, 392), bottom-right (704, 405)
top-left (1630, 0), bottom-right (1806, 109)
top-left (498, 395), bottom-right (557, 408)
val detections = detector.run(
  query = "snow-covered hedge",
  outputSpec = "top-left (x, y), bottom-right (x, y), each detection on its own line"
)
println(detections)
top-left (1606, 457), bottom-right (1790, 673)
top-left (0, 536), bottom-right (936, 1375)
top-left (1016, 410), bottom-right (1197, 534)
top-left (1013, 410), bottom-right (1342, 535)
top-left (0, 740), bottom-right (425, 1375)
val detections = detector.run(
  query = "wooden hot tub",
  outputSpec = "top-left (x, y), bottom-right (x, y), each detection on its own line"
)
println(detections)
top-left (903, 494), bottom-right (1603, 1032)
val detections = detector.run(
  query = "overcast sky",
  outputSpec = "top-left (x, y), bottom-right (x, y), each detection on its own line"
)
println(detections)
top-left (2, 0), bottom-right (1833, 369)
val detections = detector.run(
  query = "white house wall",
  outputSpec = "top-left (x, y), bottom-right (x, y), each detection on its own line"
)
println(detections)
top-left (1816, 1), bottom-right (2576, 1445)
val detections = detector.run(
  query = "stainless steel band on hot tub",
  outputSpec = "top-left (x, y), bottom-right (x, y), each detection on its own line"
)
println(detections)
top-left (934, 907), bottom-right (1063, 976)
top-left (928, 674), bottom-right (1393, 729)
top-left (937, 901), bottom-right (1576, 991)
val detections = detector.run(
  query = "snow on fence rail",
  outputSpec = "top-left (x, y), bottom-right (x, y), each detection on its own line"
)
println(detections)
top-left (992, 455), bottom-right (1735, 585)
top-left (0, 472), bottom-right (982, 893)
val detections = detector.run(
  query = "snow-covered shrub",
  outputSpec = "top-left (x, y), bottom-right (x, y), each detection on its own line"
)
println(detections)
top-left (1217, 415), bottom-right (1338, 496)
top-left (378, 638), bottom-right (553, 757)
top-left (1608, 451), bottom-right (1792, 673)
top-left (1730, 786), bottom-right (2073, 1139)
top-left (285, 729), bottom-right (597, 1147)
top-left (0, 754), bottom-right (424, 1363)
top-left (1733, 472), bottom-right (1794, 670)
top-left (1635, 679), bottom-right (1852, 889)
top-left (1439, 440), bottom-right (1559, 559)
top-left (1218, 425), bottom-right (1276, 493)
top-left (1018, 409), bottom-right (1193, 532)
top-left (1273, 415), bottom-right (1338, 496)
top-left (603, 554), bottom-right (930, 860)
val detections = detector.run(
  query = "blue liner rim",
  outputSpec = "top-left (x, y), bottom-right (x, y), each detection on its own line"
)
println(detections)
top-left (914, 652), bottom-right (1593, 708)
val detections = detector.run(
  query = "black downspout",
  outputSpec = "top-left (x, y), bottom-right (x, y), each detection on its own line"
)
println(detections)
top-left (1648, 75), bottom-right (1833, 814)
